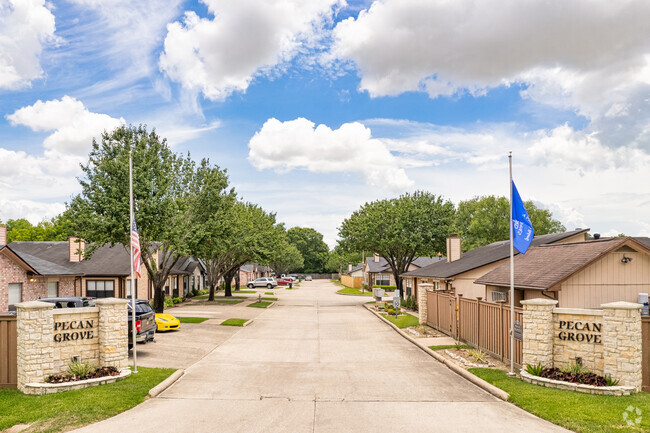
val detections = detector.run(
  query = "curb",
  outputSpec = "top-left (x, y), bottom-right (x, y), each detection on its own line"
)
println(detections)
top-left (149, 369), bottom-right (184, 398)
top-left (242, 319), bottom-right (254, 327)
top-left (364, 305), bottom-right (510, 402)
top-left (335, 291), bottom-right (375, 297)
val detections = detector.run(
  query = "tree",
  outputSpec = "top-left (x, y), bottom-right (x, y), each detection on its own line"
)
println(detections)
top-left (67, 124), bottom-right (194, 313)
top-left (339, 191), bottom-right (455, 297)
top-left (186, 158), bottom-right (237, 301)
top-left (454, 195), bottom-right (566, 250)
top-left (269, 235), bottom-right (304, 276)
top-left (324, 244), bottom-right (363, 274)
top-left (287, 227), bottom-right (329, 273)
top-left (4, 213), bottom-right (73, 242)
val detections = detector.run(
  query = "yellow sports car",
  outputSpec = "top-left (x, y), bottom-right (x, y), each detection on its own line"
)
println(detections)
top-left (155, 313), bottom-right (180, 331)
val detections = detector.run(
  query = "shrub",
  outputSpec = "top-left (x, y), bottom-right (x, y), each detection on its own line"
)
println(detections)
top-left (68, 360), bottom-right (95, 378)
top-left (192, 289), bottom-right (200, 296)
top-left (562, 361), bottom-right (589, 375)
top-left (539, 367), bottom-right (607, 386)
top-left (185, 292), bottom-right (193, 299)
top-left (605, 374), bottom-right (620, 386)
top-left (372, 285), bottom-right (397, 290)
top-left (468, 349), bottom-right (488, 363)
top-left (172, 297), bottom-right (183, 304)
top-left (164, 297), bottom-right (174, 308)
top-left (525, 362), bottom-right (544, 376)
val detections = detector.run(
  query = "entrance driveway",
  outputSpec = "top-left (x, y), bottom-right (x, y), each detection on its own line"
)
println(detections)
top-left (74, 280), bottom-right (568, 433)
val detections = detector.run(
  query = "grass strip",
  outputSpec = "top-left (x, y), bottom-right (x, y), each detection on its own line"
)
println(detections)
top-left (234, 290), bottom-right (257, 293)
top-left (428, 344), bottom-right (472, 351)
top-left (247, 301), bottom-right (272, 308)
top-left (337, 287), bottom-right (373, 296)
top-left (220, 318), bottom-right (248, 327)
top-left (177, 317), bottom-right (209, 323)
top-left (0, 367), bottom-right (175, 433)
top-left (215, 299), bottom-right (244, 305)
top-left (469, 368), bottom-right (650, 433)
top-left (380, 312), bottom-right (419, 328)
top-left (264, 292), bottom-right (274, 295)
top-left (262, 297), bottom-right (278, 301)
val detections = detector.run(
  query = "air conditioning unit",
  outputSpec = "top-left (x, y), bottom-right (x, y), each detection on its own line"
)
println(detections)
top-left (492, 291), bottom-right (508, 302)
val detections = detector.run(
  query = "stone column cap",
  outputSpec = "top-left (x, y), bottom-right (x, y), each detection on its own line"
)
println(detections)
top-left (94, 298), bottom-right (130, 306)
top-left (601, 301), bottom-right (642, 310)
top-left (520, 298), bottom-right (558, 306)
top-left (15, 301), bottom-right (54, 310)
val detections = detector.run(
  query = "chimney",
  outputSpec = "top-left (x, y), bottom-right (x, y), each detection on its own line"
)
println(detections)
top-left (0, 224), bottom-right (6, 246)
top-left (446, 234), bottom-right (462, 263)
top-left (68, 237), bottom-right (85, 262)
top-left (373, 253), bottom-right (380, 263)
top-left (348, 264), bottom-right (353, 272)
top-left (593, 233), bottom-right (600, 240)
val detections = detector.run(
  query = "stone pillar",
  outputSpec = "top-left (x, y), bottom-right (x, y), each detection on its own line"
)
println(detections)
top-left (601, 301), bottom-right (642, 390)
top-left (521, 298), bottom-right (557, 368)
top-left (417, 284), bottom-right (431, 325)
top-left (95, 298), bottom-right (129, 369)
top-left (16, 301), bottom-right (54, 392)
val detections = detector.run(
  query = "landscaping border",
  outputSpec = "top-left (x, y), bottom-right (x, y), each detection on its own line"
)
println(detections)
top-left (519, 369), bottom-right (637, 396)
top-left (23, 368), bottom-right (131, 396)
top-left (364, 304), bottom-right (509, 401)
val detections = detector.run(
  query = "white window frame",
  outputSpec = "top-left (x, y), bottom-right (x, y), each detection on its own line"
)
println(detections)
top-left (47, 281), bottom-right (59, 298)
top-left (8, 283), bottom-right (22, 305)
top-left (126, 279), bottom-right (137, 297)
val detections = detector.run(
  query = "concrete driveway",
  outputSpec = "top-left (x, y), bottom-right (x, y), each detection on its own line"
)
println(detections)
top-left (75, 280), bottom-right (568, 433)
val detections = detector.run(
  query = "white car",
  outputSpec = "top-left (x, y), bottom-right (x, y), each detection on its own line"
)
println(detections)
top-left (247, 277), bottom-right (278, 289)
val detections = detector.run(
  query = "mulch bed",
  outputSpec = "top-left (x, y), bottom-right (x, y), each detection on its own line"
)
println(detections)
top-left (538, 367), bottom-right (608, 386)
top-left (45, 366), bottom-right (120, 384)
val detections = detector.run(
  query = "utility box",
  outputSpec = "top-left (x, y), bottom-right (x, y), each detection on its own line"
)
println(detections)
top-left (373, 287), bottom-right (385, 300)
top-left (638, 293), bottom-right (649, 316)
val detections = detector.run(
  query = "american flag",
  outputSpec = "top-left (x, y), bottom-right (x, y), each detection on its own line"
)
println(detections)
top-left (131, 219), bottom-right (142, 278)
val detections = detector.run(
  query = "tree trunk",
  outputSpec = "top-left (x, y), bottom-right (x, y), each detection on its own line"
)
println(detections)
top-left (234, 269), bottom-right (240, 291)
top-left (393, 269), bottom-right (404, 299)
top-left (153, 274), bottom-right (166, 313)
top-left (224, 268), bottom-right (237, 297)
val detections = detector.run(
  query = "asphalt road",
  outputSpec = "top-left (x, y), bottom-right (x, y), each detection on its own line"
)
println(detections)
top-left (73, 279), bottom-right (568, 433)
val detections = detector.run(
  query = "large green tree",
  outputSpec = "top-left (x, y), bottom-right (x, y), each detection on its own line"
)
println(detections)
top-left (287, 227), bottom-right (329, 273)
top-left (324, 244), bottom-right (363, 274)
top-left (186, 159), bottom-right (237, 301)
top-left (67, 124), bottom-right (194, 313)
top-left (269, 233), bottom-right (304, 276)
top-left (338, 191), bottom-right (455, 296)
top-left (4, 213), bottom-right (72, 242)
top-left (454, 195), bottom-right (566, 250)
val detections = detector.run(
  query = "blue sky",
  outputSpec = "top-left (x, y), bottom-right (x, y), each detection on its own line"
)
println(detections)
top-left (1, 0), bottom-right (650, 247)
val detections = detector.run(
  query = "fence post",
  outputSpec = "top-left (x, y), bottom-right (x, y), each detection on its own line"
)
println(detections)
top-left (457, 294), bottom-right (463, 342)
top-left (476, 298), bottom-right (482, 350)
top-left (499, 301), bottom-right (505, 362)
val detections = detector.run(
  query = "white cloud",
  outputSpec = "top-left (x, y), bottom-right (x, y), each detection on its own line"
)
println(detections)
top-left (6, 96), bottom-right (125, 155)
top-left (160, 0), bottom-right (343, 101)
top-left (248, 117), bottom-right (413, 190)
top-left (0, 198), bottom-right (66, 226)
top-left (0, 0), bottom-right (57, 89)
top-left (331, 0), bottom-right (650, 151)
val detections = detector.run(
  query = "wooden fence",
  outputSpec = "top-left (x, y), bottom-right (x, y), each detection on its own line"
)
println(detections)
top-left (341, 275), bottom-right (363, 289)
top-left (458, 297), bottom-right (523, 367)
top-left (426, 291), bottom-right (456, 337)
top-left (0, 315), bottom-right (17, 389)
top-left (426, 291), bottom-right (522, 367)
top-left (643, 317), bottom-right (649, 392)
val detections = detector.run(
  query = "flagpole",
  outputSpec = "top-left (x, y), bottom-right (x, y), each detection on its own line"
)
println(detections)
top-left (129, 150), bottom-right (138, 373)
top-left (508, 152), bottom-right (515, 376)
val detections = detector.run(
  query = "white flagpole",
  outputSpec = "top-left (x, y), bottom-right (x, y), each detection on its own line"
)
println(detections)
top-left (129, 150), bottom-right (138, 373)
top-left (508, 151), bottom-right (515, 376)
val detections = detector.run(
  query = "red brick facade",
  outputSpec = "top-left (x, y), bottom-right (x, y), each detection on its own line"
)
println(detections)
top-left (0, 253), bottom-right (76, 312)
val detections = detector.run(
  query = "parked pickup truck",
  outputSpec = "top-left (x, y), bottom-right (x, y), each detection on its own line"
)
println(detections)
top-left (127, 299), bottom-right (156, 349)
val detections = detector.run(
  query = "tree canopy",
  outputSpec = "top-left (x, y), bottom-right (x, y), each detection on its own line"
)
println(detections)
top-left (338, 191), bottom-right (455, 295)
top-left (454, 195), bottom-right (566, 250)
top-left (287, 227), bottom-right (329, 273)
top-left (269, 233), bottom-right (304, 276)
top-left (67, 124), bottom-right (194, 312)
top-left (3, 214), bottom-right (72, 242)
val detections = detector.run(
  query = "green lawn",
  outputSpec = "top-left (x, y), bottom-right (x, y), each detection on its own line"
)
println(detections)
top-left (177, 317), bottom-right (209, 323)
top-left (337, 287), bottom-right (373, 296)
top-left (0, 367), bottom-right (175, 433)
top-left (470, 368), bottom-right (650, 433)
top-left (381, 312), bottom-right (419, 328)
top-left (247, 301), bottom-right (272, 308)
top-left (262, 297), bottom-right (278, 301)
top-left (233, 290), bottom-right (257, 293)
top-left (220, 318), bottom-right (248, 327)
top-left (264, 292), bottom-right (274, 295)
top-left (215, 299), bottom-right (245, 305)
top-left (429, 344), bottom-right (472, 351)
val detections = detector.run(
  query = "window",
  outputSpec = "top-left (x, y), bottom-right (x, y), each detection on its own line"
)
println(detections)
top-left (8, 283), bottom-right (22, 305)
top-left (126, 279), bottom-right (137, 298)
top-left (192, 276), bottom-right (195, 290)
top-left (86, 280), bottom-right (115, 298)
top-left (375, 274), bottom-right (390, 286)
top-left (47, 281), bottom-right (59, 298)
top-left (172, 277), bottom-right (179, 297)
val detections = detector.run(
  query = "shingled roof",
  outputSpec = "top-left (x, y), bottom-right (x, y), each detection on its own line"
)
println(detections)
top-left (475, 237), bottom-right (650, 289)
top-left (365, 256), bottom-right (444, 273)
top-left (402, 229), bottom-right (590, 279)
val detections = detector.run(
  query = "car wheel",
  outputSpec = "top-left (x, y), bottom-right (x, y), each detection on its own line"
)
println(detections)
top-left (248, 283), bottom-right (254, 289)
top-left (267, 284), bottom-right (272, 289)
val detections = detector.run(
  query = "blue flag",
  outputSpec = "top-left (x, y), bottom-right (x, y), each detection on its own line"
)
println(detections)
top-left (512, 181), bottom-right (534, 254)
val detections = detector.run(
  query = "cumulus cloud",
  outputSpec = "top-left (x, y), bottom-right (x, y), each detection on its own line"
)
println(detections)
top-left (0, 0), bottom-right (57, 89)
top-left (331, 0), bottom-right (650, 151)
top-left (160, 0), bottom-right (343, 100)
top-left (248, 117), bottom-right (413, 190)
top-left (6, 96), bottom-right (125, 156)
